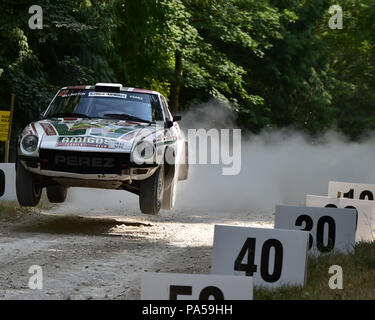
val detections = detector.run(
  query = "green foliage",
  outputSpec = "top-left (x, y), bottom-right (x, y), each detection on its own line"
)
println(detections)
top-left (0, 0), bottom-right (375, 139)
top-left (247, 0), bottom-right (335, 133)
top-left (0, 0), bottom-right (115, 132)
top-left (255, 242), bottom-right (375, 300)
top-left (322, 0), bottom-right (375, 139)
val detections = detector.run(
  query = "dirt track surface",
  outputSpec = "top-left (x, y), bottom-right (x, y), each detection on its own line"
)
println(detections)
top-left (0, 192), bottom-right (273, 300)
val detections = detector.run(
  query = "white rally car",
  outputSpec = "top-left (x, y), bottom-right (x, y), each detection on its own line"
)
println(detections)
top-left (16, 83), bottom-right (188, 215)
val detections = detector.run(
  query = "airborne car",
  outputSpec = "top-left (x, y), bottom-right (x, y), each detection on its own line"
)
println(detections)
top-left (16, 83), bottom-right (188, 215)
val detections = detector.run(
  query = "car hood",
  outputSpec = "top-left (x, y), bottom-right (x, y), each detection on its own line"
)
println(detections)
top-left (30, 118), bottom-right (164, 153)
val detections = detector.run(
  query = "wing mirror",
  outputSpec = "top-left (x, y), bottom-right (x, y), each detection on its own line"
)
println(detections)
top-left (165, 120), bottom-right (173, 128)
top-left (38, 107), bottom-right (46, 120)
top-left (165, 115), bottom-right (182, 128)
top-left (39, 110), bottom-right (46, 120)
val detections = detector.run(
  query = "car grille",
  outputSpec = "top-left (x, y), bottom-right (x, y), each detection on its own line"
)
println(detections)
top-left (39, 149), bottom-right (131, 174)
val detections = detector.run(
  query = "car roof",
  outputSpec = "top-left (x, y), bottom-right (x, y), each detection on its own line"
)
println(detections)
top-left (60, 85), bottom-right (160, 95)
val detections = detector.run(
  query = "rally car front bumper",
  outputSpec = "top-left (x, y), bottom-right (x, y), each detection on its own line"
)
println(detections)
top-left (18, 152), bottom-right (159, 182)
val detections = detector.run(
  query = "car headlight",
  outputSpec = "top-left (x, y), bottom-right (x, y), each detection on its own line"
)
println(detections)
top-left (131, 141), bottom-right (155, 165)
top-left (21, 135), bottom-right (38, 153)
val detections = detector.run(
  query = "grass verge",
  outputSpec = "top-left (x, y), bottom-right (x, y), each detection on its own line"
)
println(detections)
top-left (255, 242), bottom-right (375, 299)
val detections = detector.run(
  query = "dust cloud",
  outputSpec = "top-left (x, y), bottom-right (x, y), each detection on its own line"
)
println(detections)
top-left (66, 101), bottom-right (375, 215)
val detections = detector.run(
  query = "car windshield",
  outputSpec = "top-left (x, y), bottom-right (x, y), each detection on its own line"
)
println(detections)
top-left (45, 89), bottom-right (164, 122)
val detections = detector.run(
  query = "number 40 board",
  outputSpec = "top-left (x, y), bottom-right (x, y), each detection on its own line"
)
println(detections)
top-left (211, 226), bottom-right (309, 288)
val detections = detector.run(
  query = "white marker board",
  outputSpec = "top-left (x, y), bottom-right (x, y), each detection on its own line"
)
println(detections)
top-left (306, 195), bottom-right (375, 242)
top-left (141, 272), bottom-right (253, 300)
top-left (0, 163), bottom-right (16, 201)
top-left (275, 205), bottom-right (356, 255)
top-left (211, 225), bottom-right (309, 288)
top-left (329, 181), bottom-right (375, 201)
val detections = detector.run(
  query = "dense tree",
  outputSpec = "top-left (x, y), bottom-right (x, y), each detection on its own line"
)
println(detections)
top-left (0, 0), bottom-right (374, 155)
top-left (322, 0), bottom-right (375, 139)
top-left (0, 0), bottom-right (115, 125)
top-left (111, 0), bottom-right (286, 119)
top-left (245, 0), bottom-right (335, 134)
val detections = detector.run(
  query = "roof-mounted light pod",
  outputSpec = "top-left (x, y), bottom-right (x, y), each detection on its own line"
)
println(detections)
top-left (95, 83), bottom-right (122, 93)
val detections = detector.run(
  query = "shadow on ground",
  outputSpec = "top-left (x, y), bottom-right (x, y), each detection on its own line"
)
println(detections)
top-left (14, 214), bottom-right (152, 236)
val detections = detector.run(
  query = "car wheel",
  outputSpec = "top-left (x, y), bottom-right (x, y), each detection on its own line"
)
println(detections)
top-left (139, 165), bottom-right (164, 215)
top-left (47, 185), bottom-right (67, 203)
top-left (16, 160), bottom-right (42, 207)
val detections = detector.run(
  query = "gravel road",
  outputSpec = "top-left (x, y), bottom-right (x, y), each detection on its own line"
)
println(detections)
top-left (0, 188), bottom-right (273, 300)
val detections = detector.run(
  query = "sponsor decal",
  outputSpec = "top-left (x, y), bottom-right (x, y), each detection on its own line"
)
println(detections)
top-left (129, 95), bottom-right (144, 101)
top-left (53, 122), bottom-right (86, 136)
top-left (50, 119), bottom-right (145, 138)
top-left (69, 123), bottom-right (105, 132)
top-left (57, 136), bottom-right (110, 148)
top-left (56, 136), bottom-right (130, 150)
top-left (88, 92), bottom-right (127, 99)
top-left (120, 130), bottom-right (137, 141)
top-left (40, 123), bottom-right (57, 136)
top-left (90, 124), bottom-right (142, 139)
top-left (90, 126), bottom-right (117, 135)
top-left (54, 155), bottom-right (115, 168)
top-left (58, 90), bottom-right (85, 98)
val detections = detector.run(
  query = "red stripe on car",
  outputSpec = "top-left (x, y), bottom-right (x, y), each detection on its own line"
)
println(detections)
top-left (58, 90), bottom-right (69, 96)
top-left (66, 85), bottom-right (86, 90)
top-left (40, 123), bottom-right (57, 136)
top-left (31, 123), bottom-right (38, 136)
top-left (131, 88), bottom-right (155, 94)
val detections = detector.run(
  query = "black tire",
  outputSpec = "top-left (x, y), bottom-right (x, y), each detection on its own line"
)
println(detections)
top-left (46, 185), bottom-right (67, 203)
top-left (139, 165), bottom-right (164, 215)
top-left (16, 160), bottom-right (42, 207)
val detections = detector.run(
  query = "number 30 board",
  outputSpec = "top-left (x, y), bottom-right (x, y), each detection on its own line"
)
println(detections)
top-left (274, 205), bottom-right (356, 255)
top-left (211, 226), bottom-right (309, 288)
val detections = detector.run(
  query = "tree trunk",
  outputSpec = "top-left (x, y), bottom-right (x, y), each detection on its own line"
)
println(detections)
top-left (169, 50), bottom-right (183, 114)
